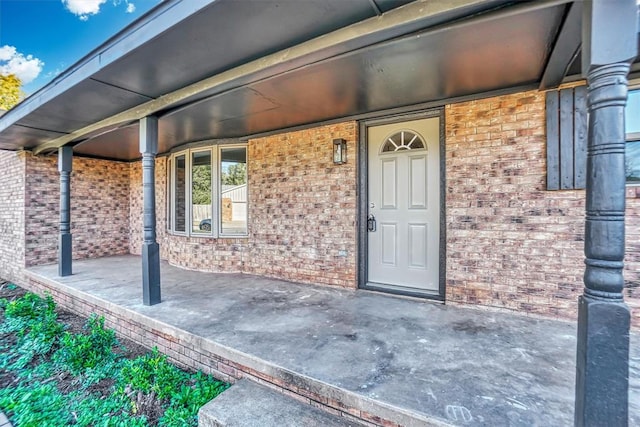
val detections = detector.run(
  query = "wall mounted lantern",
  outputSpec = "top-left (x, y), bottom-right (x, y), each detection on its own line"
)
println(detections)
top-left (333, 138), bottom-right (347, 164)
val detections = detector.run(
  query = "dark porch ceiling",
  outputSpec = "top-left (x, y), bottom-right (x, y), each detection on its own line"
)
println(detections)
top-left (0, 0), bottom-right (605, 161)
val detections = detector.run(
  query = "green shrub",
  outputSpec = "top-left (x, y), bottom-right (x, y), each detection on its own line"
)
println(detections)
top-left (158, 406), bottom-right (193, 426)
top-left (21, 310), bottom-right (64, 353)
top-left (117, 348), bottom-right (187, 401)
top-left (3, 292), bottom-right (55, 320)
top-left (157, 373), bottom-right (229, 426)
top-left (118, 349), bottom-right (229, 426)
top-left (0, 293), bottom-right (64, 369)
top-left (54, 314), bottom-right (118, 375)
top-left (0, 382), bottom-right (70, 427)
top-left (169, 371), bottom-right (229, 413)
top-left (80, 358), bottom-right (124, 388)
top-left (1, 293), bottom-right (58, 337)
top-left (68, 392), bottom-right (149, 427)
top-left (1, 291), bottom-right (230, 427)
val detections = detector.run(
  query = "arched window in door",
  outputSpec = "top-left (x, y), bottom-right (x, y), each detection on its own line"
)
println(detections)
top-left (381, 130), bottom-right (425, 153)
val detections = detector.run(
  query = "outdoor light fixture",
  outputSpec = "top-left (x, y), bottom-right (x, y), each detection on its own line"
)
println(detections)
top-left (333, 138), bottom-right (347, 164)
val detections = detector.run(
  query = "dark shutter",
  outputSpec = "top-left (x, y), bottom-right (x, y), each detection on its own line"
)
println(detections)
top-left (546, 85), bottom-right (587, 190)
top-left (573, 86), bottom-right (587, 189)
top-left (546, 91), bottom-right (560, 190)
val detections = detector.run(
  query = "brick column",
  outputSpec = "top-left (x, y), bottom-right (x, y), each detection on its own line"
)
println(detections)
top-left (576, 1), bottom-right (637, 425)
top-left (140, 116), bottom-right (161, 305)
top-left (58, 146), bottom-right (72, 276)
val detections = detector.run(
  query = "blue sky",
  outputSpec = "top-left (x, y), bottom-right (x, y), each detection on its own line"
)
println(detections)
top-left (0, 0), bottom-right (160, 95)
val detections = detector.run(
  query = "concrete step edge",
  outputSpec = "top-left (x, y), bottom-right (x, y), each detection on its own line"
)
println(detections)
top-left (199, 379), bottom-right (365, 427)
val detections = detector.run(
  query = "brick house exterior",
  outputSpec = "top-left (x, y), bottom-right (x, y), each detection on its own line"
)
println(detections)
top-left (1, 2), bottom-right (639, 423)
top-left (1, 88), bottom-right (638, 328)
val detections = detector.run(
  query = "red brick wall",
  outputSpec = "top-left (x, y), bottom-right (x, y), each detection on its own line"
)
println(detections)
top-left (625, 186), bottom-right (640, 327)
top-left (127, 91), bottom-right (638, 326)
top-left (445, 89), bottom-right (640, 326)
top-left (3, 89), bottom-right (638, 331)
top-left (245, 123), bottom-right (357, 287)
top-left (24, 153), bottom-right (131, 267)
top-left (129, 122), bottom-right (358, 287)
top-left (0, 150), bottom-right (25, 284)
top-left (163, 237), bottom-right (245, 272)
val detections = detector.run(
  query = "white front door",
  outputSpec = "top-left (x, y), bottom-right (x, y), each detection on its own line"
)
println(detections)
top-left (367, 117), bottom-right (440, 293)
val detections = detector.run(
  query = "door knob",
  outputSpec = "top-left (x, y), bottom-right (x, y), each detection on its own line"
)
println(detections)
top-left (367, 214), bottom-right (376, 232)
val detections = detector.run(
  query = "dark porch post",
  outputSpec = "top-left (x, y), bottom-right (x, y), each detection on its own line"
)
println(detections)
top-left (576, 1), bottom-right (638, 425)
top-left (58, 146), bottom-right (72, 277)
top-left (140, 116), bottom-right (161, 305)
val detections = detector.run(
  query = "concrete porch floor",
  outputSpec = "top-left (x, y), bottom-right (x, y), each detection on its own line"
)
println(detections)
top-left (26, 255), bottom-right (639, 426)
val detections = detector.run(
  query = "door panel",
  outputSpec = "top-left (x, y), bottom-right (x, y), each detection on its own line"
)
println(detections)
top-left (367, 117), bottom-right (440, 292)
top-left (381, 223), bottom-right (398, 266)
top-left (408, 223), bottom-right (428, 269)
top-left (409, 155), bottom-right (427, 208)
top-left (381, 159), bottom-right (397, 208)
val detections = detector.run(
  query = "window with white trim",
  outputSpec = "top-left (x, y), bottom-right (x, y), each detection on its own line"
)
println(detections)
top-left (626, 89), bottom-right (640, 183)
top-left (168, 144), bottom-right (248, 236)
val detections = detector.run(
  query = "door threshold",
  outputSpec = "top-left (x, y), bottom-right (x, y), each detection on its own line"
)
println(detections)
top-left (362, 282), bottom-right (444, 301)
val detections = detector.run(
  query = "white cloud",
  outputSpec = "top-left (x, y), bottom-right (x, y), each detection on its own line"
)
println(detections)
top-left (61, 0), bottom-right (107, 20)
top-left (126, 2), bottom-right (136, 13)
top-left (0, 45), bottom-right (44, 84)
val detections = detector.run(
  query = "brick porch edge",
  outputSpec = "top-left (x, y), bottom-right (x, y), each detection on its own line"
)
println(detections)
top-left (22, 270), bottom-right (449, 427)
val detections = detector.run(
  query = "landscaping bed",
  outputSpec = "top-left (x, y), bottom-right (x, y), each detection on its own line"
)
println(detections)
top-left (0, 281), bottom-right (230, 426)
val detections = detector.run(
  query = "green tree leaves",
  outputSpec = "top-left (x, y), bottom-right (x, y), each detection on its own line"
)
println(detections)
top-left (221, 162), bottom-right (246, 186)
top-left (191, 164), bottom-right (211, 205)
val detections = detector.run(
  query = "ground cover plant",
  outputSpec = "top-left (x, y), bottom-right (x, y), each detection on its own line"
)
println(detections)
top-left (0, 281), bottom-right (230, 426)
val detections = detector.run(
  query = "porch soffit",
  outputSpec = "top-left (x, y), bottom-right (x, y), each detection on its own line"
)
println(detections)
top-left (0, 0), bottom-right (408, 151)
top-left (0, 0), bottom-right (573, 160)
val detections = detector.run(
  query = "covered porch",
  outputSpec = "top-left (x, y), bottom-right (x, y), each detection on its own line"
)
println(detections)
top-left (24, 255), bottom-right (640, 426)
top-left (0, 0), bottom-right (638, 424)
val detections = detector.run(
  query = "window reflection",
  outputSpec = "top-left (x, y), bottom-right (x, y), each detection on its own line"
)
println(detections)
top-left (627, 141), bottom-right (640, 183)
top-left (220, 147), bottom-right (247, 235)
top-left (192, 151), bottom-right (212, 234)
top-left (167, 158), bottom-right (171, 231)
top-left (174, 155), bottom-right (186, 232)
top-left (626, 90), bottom-right (640, 134)
top-left (626, 90), bottom-right (640, 183)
